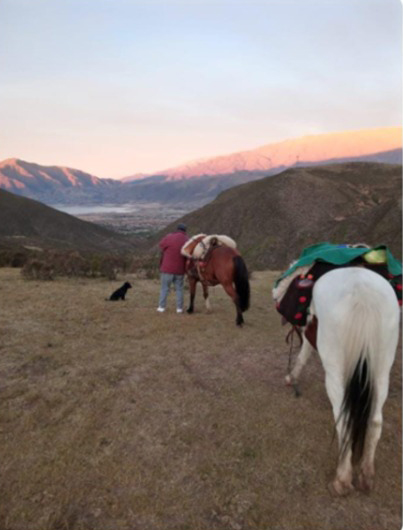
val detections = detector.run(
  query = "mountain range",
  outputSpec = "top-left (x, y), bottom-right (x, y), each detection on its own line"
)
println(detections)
top-left (0, 127), bottom-right (401, 207)
top-left (0, 161), bottom-right (401, 270)
top-left (123, 126), bottom-right (402, 181)
top-left (155, 162), bottom-right (402, 270)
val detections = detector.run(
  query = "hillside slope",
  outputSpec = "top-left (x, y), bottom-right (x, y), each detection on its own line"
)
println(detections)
top-left (0, 189), bottom-right (135, 253)
top-left (157, 162), bottom-right (402, 270)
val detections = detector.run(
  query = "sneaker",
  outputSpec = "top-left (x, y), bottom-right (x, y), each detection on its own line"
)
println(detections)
top-left (156, 307), bottom-right (165, 313)
top-left (176, 308), bottom-right (183, 313)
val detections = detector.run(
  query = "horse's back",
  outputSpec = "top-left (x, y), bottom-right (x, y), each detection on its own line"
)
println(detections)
top-left (210, 244), bottom-right (239, 262)
top-left (313, 267), bottom-right (399, 319)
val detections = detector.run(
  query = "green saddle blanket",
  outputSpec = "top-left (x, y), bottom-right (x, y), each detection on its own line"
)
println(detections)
top-left (276, 242), bottom-right (402, 284)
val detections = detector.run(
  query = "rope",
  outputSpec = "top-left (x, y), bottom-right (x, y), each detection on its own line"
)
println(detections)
top-left (285, 325), bottom-right (302, 397)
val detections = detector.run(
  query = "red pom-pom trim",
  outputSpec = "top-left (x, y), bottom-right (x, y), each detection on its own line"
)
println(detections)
top-left (294, 312), bottom-right (303, 320)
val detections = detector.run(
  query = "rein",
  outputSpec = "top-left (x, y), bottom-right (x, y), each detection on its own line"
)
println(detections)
top-left (285, 325), bottom-right (302, 397)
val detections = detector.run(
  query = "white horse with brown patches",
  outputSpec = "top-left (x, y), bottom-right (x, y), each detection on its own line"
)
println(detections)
top-left (285, 267), bottom-right (400, 495)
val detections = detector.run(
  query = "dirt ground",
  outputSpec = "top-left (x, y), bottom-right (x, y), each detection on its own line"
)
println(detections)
top-left (0, 268), bottom-right (401, 530)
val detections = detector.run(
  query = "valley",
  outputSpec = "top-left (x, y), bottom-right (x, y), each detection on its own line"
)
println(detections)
top-left (52, 202), bottom-right (192, 236)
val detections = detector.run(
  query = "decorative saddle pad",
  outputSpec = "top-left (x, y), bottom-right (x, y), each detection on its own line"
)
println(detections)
top-left (274, 243), bottom-right (402, 327)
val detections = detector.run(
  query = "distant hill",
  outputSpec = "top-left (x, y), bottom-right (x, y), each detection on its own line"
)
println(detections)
top-left (0, 189), bottom-right (136, 253)
top-left (155, 162), bottom-right (402, 270)
top-left (1, 127), bottom-right (401, 207)
top-left (0, 158), bottom-right (121, 204)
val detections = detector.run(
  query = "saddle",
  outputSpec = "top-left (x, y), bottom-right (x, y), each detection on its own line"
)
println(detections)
top-left (274, 249), bottom-right (402, 349)
top-left (192, 234), bottom-right (237, 260)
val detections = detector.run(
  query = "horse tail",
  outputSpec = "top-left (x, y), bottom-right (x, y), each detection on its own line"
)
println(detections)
top-left (233, 256), bottom-right (250, 312)
top-left (338, 282), bottom-right (382, 462)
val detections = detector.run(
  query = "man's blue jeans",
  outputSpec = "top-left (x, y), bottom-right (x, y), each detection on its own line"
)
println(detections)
top-left (158, 273), bottom-right (185, 310)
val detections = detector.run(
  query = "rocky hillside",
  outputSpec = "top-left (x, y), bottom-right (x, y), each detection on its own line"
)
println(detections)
top-left (156, 162), bottom-right (402, 270)
top-left (0, 189), bottom-right (136, 253)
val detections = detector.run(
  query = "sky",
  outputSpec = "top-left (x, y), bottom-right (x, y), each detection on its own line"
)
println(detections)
top-left (0, 0), bottom-right (401, 179)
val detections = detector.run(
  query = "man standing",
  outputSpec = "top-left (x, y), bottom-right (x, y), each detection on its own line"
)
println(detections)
top-left (157, 223), bottom-right (189, 313)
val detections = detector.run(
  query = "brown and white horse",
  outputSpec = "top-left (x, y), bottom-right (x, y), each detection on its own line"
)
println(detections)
top-left (285, 267), bottom-right (400, 495)
top-left (183, 235), bottom-right (250, 326)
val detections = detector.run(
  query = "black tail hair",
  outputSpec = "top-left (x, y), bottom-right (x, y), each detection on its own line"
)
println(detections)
top-left (233, 256), bottom-right (250, 312)
top-left (339, 357), bottom-right (373, 463)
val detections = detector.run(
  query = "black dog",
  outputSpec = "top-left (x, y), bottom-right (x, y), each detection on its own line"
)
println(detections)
top-left (107, 282), bottom-right (132, 301)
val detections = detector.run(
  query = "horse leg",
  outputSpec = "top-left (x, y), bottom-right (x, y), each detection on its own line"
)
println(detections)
top-left (356, 372), bottom-right (389, 492)
top-left (357, 413), bottom-right (382, 492)
top-left (285, 334), bottom-right (313, 386)
top-left (324, 369), bottom-right (355, 496)
top-left (221, 281), bottom-right (243, 326)
top-left (187, 277), bottom-right (197, 314)
top-left (202, 283), bottom-right (211, 313)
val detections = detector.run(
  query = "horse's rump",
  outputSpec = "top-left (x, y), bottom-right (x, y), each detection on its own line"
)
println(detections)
top-left (313, 267), bottom-right (399, 462)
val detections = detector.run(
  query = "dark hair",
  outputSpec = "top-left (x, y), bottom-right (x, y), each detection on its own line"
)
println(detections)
top-left (177, 223), bottom-right (187, 232)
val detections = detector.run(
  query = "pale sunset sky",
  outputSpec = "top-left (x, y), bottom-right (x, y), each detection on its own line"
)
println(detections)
top-left (0, 0), bottom-right (401, 179)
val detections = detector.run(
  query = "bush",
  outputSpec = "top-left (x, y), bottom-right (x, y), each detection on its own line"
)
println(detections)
top-left (21, 251), bottom-right (131, 280)
top-left (22, 259), bottom-right (54, 281)
top-left (129, 254), bottom-right (160, 279)
top-left (0, 249), bottom-right (31, 268)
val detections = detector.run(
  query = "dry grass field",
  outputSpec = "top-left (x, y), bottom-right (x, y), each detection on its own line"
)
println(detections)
top-left (0, 267), bottom-right (401, 530)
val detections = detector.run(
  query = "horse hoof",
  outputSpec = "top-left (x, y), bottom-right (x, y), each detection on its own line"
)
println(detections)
top-left (356, 472), bottom-right (374, 493)
top-left (328, 479), bottom-right (354, 497)
top-left (186, 309), bottom-right (193, 314)
top-left (285, 374), bottom-right (293, 386)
